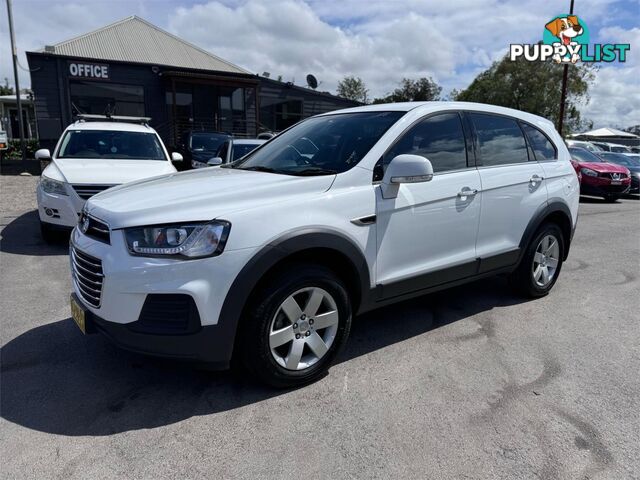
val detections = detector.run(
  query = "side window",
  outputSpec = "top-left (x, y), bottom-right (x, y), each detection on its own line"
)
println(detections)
top-left (217, 141), bottom-right (230, 161)
top-left (522, 124), bottom-right (557, 161)
top-left (383, 113), bottom-right (468, 175)
top-left (470, 113), bottom-right (528, 166)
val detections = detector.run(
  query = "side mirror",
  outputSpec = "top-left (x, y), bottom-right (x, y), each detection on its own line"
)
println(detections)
top-left (207, 157), bottom-right (223, 166)
top-left (381, 154), bottom-right (434, 199)
top-left (35, 149), bottom-right (51, 160)
top-left (171, 152), bottom-right (184, 162)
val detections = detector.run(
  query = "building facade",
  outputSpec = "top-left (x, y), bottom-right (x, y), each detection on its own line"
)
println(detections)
top-left (26, 16), bottom-right (358, 150)
top-left (0, 94), bottom-right (36, 140)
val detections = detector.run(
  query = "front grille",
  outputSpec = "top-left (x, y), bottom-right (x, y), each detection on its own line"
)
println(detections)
top-left (82, 215), bottom-right (110, 244)
top-left (129, 294), bottom-right (201, 335)
top-left (71, 246), bottom-right (104, 308)
top-left (72, 184), bottom-right (116, 200)
top-left (600, 172), bottom-right (627, 180)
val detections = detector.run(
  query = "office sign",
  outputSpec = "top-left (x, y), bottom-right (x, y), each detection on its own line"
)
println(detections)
top-left (68, 62), bottom-right (110, 80)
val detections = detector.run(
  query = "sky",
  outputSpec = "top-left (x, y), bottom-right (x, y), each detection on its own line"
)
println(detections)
top-left (0, 0), bottom-right (638, 129)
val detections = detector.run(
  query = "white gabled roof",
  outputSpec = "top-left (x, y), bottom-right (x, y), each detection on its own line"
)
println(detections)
top-left (37, 16), bottom-right (250, 75)
top-left (578, 127), bottom-right (638, 138)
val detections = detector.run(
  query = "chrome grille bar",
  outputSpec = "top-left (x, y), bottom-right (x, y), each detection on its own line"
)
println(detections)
top-left (71, 245), bottom-right (103, 308)
top-left (72, 184), bottom-right (117, 200)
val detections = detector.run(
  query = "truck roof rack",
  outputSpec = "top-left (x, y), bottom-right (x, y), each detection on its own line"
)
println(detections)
top-left (75, 114), bottom-right (152, 125)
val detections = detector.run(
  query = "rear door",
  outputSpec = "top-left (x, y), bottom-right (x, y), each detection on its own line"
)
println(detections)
top-left (467, 112), bottom-right (548, 265)
top-left (375, 112), bottom-right (482, 296)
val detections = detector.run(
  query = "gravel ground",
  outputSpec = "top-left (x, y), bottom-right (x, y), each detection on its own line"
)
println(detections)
top-left (1, 174), bottom-right (639, 480)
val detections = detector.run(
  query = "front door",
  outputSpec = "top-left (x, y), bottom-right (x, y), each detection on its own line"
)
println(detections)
top-left (375, 112), bottom-right (482, 298)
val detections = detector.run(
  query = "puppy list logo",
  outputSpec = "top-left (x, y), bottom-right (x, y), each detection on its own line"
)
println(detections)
top-left (510, 14), bottom-right (630, 64)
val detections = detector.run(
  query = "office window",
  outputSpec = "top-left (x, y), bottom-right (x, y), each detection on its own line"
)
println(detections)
top-left (260, 98), bottom-right (303, 131)
top-left (470, 113), bottom-right (528, 166)
top-left (70, 81), bottom-right (144, 116)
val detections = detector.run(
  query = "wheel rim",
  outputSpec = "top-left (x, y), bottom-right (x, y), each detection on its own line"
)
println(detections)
top-left (532, 234), bottom-right (560, 287)
top-left (268, 287), bottom-right (339, 371)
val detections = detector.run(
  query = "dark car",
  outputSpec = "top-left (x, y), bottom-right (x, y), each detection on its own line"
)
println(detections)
top-left (598, 152), bottom-right (640, 194)
top-left (176, 131), bottom-right (231, 169)
top-left (568, 147), bottom-right (631, 202)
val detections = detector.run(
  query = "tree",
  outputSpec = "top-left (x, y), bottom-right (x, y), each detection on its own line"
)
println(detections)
top-left (0, 78), bottom-right (14, 96)
top-left (454, 50), bottom-right (596, 134)
top-left (373, 77), bottom-right (442, 104)
top-left (336, 76), bottom-right (369, 103)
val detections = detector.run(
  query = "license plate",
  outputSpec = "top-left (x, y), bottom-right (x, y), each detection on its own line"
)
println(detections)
top-left (70, 295), bottom-right (87, 334)
top-left (611, 180), bottom-right (621, 185)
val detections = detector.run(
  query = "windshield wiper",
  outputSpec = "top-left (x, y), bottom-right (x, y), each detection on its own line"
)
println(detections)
top-left (291, 168), bottom-right (338, 176)
top-left (236, 165), bottom-right (282, 174)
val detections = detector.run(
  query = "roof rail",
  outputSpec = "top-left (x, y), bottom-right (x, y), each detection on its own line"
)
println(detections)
top-left (75, 114), bottom-right (152, 124)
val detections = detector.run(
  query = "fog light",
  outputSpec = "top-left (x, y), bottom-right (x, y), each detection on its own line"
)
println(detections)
top-left (44, 208), bottom-right (54, 217)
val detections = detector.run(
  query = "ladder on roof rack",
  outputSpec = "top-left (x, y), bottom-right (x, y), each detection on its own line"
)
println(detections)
top-left (75, 114), bottom-right (152, 124)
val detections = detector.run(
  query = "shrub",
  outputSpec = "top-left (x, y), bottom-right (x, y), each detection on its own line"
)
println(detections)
top-left (1, 139), bottom-right (40, 160)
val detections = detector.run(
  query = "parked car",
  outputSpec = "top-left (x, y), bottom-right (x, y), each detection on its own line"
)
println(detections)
top-left (212, 138), bottom-right (267, 164)
top-left (36, 115), bottom-right (180, 242)
top-left (597, 152), bottom-right (640, 194)
top-left (565, 139), bottom-right (603, 152)
top-left (175, 130), bottom-right (231, 170)
top-left (609, 144), bottom-right (633, 154)
top-left (590, 141), bottom-right (633, 154)
top-left (568, 147), bottom-right (631, 201)
top-left (70, 102), bottom-right (579, 387)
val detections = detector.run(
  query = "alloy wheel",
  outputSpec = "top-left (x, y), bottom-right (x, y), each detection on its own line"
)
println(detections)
top-left (532, 234), bottom-right (560, 287)
top-left (268, 287), bottom-right (339, 371)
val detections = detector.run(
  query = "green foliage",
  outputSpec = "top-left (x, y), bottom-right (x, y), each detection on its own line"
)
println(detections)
top-left (373, 77), bottom-right (442, 104)
top-left (1, 139), bottom-right (40, 160)
top-left (0, 78), bottom-right (14, 96)
top-left (454, 52), bottom-right (596, 133)
top-left (336, 76), bottom-right (369, 103)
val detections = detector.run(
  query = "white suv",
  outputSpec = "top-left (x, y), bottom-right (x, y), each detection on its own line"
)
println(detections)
top-left (69, 102), bottom-right (579, 387)
top-left (36, 116), bottom-right (180, 242)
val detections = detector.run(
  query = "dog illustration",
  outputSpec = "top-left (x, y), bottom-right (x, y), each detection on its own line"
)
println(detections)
top-left (545, 15), bottom-right (584, 63)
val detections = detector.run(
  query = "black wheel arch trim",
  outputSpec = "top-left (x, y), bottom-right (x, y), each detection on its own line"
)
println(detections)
top-left (519, 199), bottom-right (575, 261)
top-left (217, 228), bottom-right (372, 364)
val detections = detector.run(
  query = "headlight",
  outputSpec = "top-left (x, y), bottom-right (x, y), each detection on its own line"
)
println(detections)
top-left (124, 221), bottom-right (230, 258)
top-left (41, 176), bottom-right (68, 195)
top-left (580, 168), bottom-right (598, 177)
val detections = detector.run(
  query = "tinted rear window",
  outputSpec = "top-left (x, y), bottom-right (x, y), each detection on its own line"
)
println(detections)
top-left (470, 113), bottom-right (528, 166)
top-left (522, 124), bottom-right (557, 161)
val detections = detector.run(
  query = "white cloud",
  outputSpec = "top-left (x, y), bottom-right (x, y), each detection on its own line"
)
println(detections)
top-left (582, 26), bottom-right (640, 128)
top-left (1, 0), bottom-right (637, 128)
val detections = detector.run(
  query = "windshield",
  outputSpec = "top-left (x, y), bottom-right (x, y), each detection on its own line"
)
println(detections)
top-left (58, 130), bottom-right (167, 160)
top-left (232, 143), bottom-right (263, 161)
top-left (600, 153), bottom-right (639, 166)
top-left (190, 133), bottom-right (229, 152)
top-left (569, 147), bottom-right (604, 163)
top-left (610, 146), bottom-right (630, 153)
top-left (229, 111), bottom-right (405, 175)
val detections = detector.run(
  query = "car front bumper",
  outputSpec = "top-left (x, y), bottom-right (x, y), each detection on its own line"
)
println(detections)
top-left (69, 227), bottom-right (256, 366)
top-left (580, 180), bottom-right (630, 197)
top-left (73, 293), bottom-right (232, 367)
top-left (37, 183), bottom-right (84, 227)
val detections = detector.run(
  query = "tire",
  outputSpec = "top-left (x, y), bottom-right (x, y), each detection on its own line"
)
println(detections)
top-left (604, 195), bottom-right (619, 203)
top-left (512, 223), bottom-right (565, 298)
top-left (40, 221), bottom-right (58, 244)
top-left (237, 264), bottom-right (352, 388)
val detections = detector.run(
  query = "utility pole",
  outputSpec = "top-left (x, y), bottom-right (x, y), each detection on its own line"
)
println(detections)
top-left (557, 0), bottom-right (575, 137)
top-left (6, 0), bottom-right (28, 173)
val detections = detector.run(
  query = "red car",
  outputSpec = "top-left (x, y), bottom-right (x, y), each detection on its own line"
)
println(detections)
top-left (568, 147), bottom-right (631, 202)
